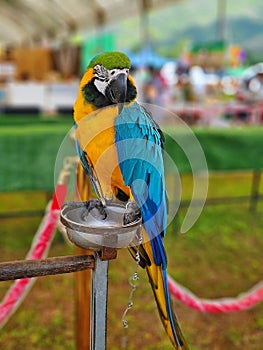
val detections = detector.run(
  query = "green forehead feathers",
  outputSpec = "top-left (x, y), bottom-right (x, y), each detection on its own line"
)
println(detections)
top-left (88, 51), bottom-right (131, 70)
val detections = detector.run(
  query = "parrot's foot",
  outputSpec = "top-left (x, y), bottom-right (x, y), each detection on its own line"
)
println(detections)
top-left (84, 199), bottom-right (107, 220)
top-left (123, 202), bottom-right (141, 225)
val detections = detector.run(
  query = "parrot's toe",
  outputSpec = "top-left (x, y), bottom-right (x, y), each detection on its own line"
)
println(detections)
top-left (84, 199), bottom-right (107, 220)
top-left (123, 202), bottom-right (141, 225)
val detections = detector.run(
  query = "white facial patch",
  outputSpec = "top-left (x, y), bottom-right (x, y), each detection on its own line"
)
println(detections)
top-left (94, 79), bottom-right (108, 95)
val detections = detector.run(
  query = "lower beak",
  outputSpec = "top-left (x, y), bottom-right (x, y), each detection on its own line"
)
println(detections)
top-left (105, 73), bottom-right (127, 113)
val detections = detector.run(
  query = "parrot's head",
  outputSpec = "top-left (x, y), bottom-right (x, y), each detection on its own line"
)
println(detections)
top-left (81, 51), bottom-right (137, 113)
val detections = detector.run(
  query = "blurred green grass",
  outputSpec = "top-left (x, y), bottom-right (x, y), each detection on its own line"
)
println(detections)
top-left (0, 114), bottom-right (73, 191)
top-left (0, 114), bottom-right (263, 192)
top-left (0, 173), bottom-right (262, 349)
top-left (0, 115), bottom-right (262, 348)
top-left (164, 126), bottom-right (263, 172)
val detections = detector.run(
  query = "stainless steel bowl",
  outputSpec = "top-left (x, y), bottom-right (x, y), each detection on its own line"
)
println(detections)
top-left (60, 202), bottom-right (141, 250)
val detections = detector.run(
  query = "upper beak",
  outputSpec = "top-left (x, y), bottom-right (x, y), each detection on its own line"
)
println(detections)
top-left (105, 73), bottom-right (127, 114)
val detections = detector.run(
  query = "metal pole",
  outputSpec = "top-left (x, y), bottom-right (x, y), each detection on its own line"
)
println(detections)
top-left (140, 0), bottom-right (151, 48)
top-left (216, 0), bottom-right (227, 41)
top-left (90, 256), bottom-right (109, 350)
top-left (250, 170), bottom-right (261, 212)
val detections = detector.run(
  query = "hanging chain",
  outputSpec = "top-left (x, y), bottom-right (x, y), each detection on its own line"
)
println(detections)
top-left (121, 230), bottom-right (143, 349)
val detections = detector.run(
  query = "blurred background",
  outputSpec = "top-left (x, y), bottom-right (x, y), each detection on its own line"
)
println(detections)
top-left (1, 0), bottom-right (263, 123)
top-left (0, 1), bottom-right (263, 350)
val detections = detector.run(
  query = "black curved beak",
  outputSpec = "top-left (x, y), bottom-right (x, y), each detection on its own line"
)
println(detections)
top-left (105, 73), bottom-right (127, 114)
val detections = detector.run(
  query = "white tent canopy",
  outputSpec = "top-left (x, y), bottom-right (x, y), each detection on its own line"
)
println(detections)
top-left (0, 0), bottom-right (180, 45)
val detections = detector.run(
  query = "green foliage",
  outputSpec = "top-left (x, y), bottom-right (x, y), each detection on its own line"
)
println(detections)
top-left (117, 0), bottom-right (263, 59)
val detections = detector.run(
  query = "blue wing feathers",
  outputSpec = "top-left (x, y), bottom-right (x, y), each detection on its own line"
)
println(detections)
top-left (115, 102), bottom-right (167, 268)
top-left (75, 138), bottom-right (91, 176)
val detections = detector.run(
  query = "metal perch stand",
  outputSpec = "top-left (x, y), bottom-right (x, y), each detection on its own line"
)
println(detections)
top-left (90, 257), bottom-right (109, 349)
top-left (60, 200), bottom-right (141, 349)
top-left (0, 201), bottom-right (141, 350)
top-left (0, 253), bottom-right (111, 350)
top-left (0, 158), bottom-right (141, 349)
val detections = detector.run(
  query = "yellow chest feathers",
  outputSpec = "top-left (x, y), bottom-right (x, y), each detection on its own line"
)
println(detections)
top-left (75, 105), bottom-right (129, 199)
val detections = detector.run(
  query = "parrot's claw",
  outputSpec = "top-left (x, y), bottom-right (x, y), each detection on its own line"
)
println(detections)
top-left (123, 202), bottom-right (141, 225)
top-left (84, 199), bottom-right (107, 220)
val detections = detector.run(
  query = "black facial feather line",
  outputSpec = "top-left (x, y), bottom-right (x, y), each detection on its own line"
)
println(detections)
top-left (94, 64), bottom-right (109, 81)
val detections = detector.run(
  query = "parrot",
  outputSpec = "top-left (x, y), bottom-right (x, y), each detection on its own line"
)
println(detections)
top-left (73, 51), bottom-right (189, 349)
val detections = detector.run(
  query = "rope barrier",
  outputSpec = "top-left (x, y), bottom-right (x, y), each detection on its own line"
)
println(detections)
top-left (168, 275), bottom-right (263, 313)
top-left (0, 174), bottom-right (69, 328)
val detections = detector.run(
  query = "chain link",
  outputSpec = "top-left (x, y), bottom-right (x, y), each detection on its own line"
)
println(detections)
top-left (121, 230), bottom-right (142, 349)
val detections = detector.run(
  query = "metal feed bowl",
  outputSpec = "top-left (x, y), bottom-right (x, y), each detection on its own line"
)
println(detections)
top-left (60, 202), bottom-right (141, 250)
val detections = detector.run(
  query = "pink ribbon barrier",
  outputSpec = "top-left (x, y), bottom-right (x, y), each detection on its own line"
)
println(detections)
top-left (0, 184), bottom-right (67, 328)
top-left (168, 275), bottom-right (263, 313)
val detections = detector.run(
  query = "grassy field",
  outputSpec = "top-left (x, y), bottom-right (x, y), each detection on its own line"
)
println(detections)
top-left (0, 172), bottom-right (262, 349)
top-left (165, 126), bottom-right (263, 172)
top-left (0, 114), bottom-right (262, 348)
top-left (0, 114), bottom-right (263, 192)
top-left (0, 115), bottom-right (73, 191)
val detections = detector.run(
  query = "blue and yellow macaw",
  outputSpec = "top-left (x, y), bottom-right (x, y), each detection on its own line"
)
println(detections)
top-left (74, 51), bottom-right (188, 349)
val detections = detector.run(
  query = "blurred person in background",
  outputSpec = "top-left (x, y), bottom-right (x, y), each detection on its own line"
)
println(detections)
top-left (142, 65), bottom-right (167, 106)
